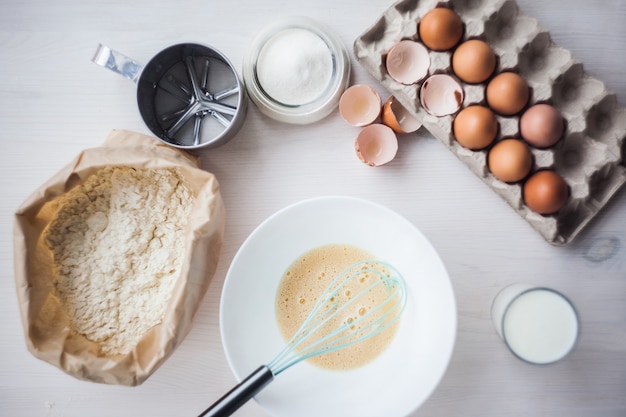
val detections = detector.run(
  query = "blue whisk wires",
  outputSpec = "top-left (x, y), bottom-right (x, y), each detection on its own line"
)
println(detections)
top-left (267, 260), bottom-right (407, 375)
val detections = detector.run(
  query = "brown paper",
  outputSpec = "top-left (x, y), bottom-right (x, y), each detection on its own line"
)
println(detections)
top-left (13, 130), bottom-right (226, 386)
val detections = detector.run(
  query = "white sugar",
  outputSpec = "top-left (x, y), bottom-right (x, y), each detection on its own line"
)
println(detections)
top-left (256, 28), bottom-right (333, 106)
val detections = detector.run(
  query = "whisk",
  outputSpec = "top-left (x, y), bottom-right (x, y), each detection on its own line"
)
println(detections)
top-left (198, 260), bottom-right (407, 417)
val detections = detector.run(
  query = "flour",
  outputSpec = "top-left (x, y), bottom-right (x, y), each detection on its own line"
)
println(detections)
top-left (44, 166), bottom-right (193, 355)
top-left (256, 28), bottom-right (333, 106)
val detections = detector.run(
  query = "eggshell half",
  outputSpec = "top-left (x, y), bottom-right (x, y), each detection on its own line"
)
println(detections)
top-left (355, 124), bottom-right (399, 167)
top-left (420, 74), bottom-right (464, 117)
top-left (339, 85), bottom-right (382, 127)
top-left (386, 40), bottom-right (430, 85)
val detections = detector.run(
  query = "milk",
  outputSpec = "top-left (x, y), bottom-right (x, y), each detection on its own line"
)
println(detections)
top-left (492, 285), bottom-right (579, 364)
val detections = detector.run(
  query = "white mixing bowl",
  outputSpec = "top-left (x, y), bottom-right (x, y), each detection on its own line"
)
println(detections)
top-left (220, 196), bottom-right (456, 417)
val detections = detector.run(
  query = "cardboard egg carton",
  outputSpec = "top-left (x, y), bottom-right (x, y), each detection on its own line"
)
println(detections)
top-left (354, 0), bottom-right (626, 245)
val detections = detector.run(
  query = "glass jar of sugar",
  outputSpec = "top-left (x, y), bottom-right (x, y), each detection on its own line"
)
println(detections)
top-left (243, 17), bottom-right (350, 124)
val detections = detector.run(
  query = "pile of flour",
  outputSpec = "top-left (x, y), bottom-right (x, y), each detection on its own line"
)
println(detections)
top-left (44, 166), bottom-right (193, 355)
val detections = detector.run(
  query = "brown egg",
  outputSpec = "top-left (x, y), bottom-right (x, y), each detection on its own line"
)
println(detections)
top-left (520, 104), bottom-right (565, 148)
top-left (488, 139), bottom-right (533, 183)
top-left (523, 170), bottom-right (569, 214)
top-left (453, 105), bottom-right (498, 150)
top-left (486, 72), bottom-right (529, 116)
top-left (418, 8), bottom-right (463, 51)
top-left (452, 40), bottom-right (496, 84)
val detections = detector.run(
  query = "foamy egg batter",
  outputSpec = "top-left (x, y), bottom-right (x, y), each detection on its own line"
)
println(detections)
top-left (275, 244), bottom-right (399, 370)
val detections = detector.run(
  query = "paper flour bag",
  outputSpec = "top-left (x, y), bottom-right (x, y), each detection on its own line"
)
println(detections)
top-left (13, 130), bottom-right (226, 385)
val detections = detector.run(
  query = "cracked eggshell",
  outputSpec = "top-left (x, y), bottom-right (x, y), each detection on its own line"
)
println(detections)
top-left (386, 40), bottom-right (430, 85)
top-left (420, 74), bottom-right (464, 117)
top-left (339, 84), bottom-right (382, 127)
top-left (382, 96), bottom-right (422, 134)
top-left (355, 124), bottom-right (398, 167)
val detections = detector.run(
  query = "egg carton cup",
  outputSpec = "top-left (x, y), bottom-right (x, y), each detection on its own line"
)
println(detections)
top-left (354, 0), bottom-right (626, 245)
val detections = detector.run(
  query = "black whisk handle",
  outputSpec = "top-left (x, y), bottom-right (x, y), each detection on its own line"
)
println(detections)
top-left (197, 365), bottom-right (275, 417)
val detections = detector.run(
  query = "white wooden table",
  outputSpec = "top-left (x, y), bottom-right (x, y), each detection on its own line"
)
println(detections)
top-left (1, 0), bottom-right (625, 416)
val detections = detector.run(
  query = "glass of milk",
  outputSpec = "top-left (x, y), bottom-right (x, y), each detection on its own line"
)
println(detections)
top-left (491, 284), bottom-right (579, 364)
